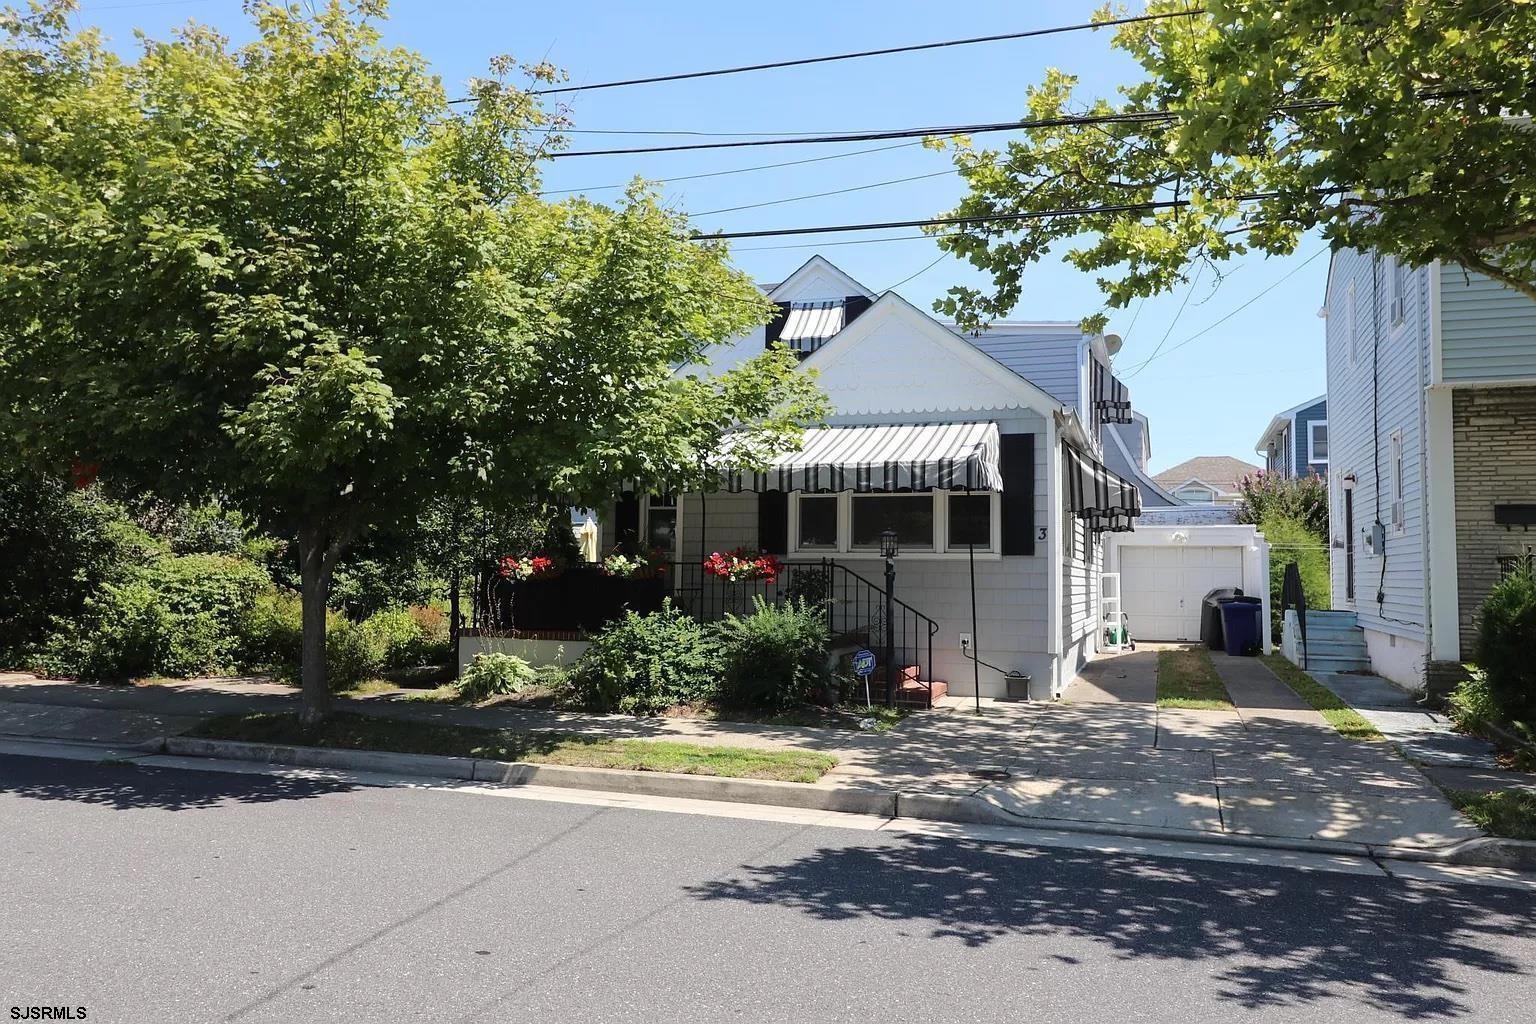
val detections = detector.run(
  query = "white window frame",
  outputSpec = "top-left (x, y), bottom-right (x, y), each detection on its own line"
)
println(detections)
top-left (1308, 420), bottom-right (1329, 465)
top-left (1388, 257), bottom-right (1409, 327)
top-left (787, 490), bottom-right (1003, 560)
top-left (639, 493), bottom-right (680, 560)
top-left (1174, 484), bottom-right (1217, 504)
top-left (1346, 282), bottom-right (1360, 366)
top-left (1389, 430), bottom-right (1406, 533)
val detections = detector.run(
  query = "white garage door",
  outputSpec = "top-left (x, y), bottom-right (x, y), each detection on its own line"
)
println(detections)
top-left (1119, 545), bottom-right (1245, 641)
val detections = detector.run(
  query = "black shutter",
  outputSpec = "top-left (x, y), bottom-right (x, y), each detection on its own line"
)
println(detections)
top-left (614, 492), bottom-right (640, 547)
top-left (765, 302), bottom-right (791, 348)
top-left (999, 433), bottom-right (1035, 556)
top-left (843, 294), bottom-right (872, 325)
top-left (758, 490), bottom-right (789, 554)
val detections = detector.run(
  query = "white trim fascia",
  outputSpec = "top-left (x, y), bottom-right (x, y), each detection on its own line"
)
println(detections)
top-left (1253, 393), bottom-right (1327, 453)
top-left (1424, 385), bottom-right (1461, 660)
top-left (1429, 258), bottom-right (1444, 387)
top-left (1047, 417), bottom-right (1063, 658)
top-left (767, 255), bottom-right (875, 301)
top-left (1104, 425), bottom-right (1183, 505)
top-left (804, 292), bottom-right (1069, 419)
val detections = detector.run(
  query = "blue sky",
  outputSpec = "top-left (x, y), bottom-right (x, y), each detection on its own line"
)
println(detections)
top-left (73, 0), bottom-right (1330, 473)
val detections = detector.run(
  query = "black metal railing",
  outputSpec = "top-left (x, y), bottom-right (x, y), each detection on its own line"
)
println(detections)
top-left (468, 557), bottom-right (940, 708)
top-left (671, 558), bottom-right (940, 708)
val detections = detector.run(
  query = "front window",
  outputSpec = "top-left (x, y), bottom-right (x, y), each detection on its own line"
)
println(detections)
top-left (797, 495), bottom-right (838, 549)
top-left (646, 494), bottom-right (676, 557)
top-left (947, 493), bottom-right (992, 549)
top-left (1176, 485), bottom-right (1216, 503)
top-left (851, 494), bottom-right (934, 550)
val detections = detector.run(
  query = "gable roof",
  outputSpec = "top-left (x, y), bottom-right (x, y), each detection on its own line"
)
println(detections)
top-left (801, 290), bottom-right (1068, 419)
top-left (1254, 394), bottom-right (1327, 451)
top-left (1152, 456), bottom-right (1261, 495)
top-left (766, 255), bottom-right (875, 301)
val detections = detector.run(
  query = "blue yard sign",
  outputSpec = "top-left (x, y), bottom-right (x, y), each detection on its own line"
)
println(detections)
top-left (852, 649), bottom-right (877, 677)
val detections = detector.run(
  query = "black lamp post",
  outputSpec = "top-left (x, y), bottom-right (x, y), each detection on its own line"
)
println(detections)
top-left (881, 528), bottom-right (898, 706)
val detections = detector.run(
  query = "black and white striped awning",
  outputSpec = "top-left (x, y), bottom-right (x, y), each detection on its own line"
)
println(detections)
top-left (1064, 443), bottom-right (1141, 532)
top-left (724, 422), bottom-right (1003, 493)
top-left (1092, 360), bottom-right (1133, 424)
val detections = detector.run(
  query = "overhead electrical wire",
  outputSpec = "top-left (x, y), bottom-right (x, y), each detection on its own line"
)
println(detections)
top-left (447, 10), bottom-right (1204, 101)
top-left (538, 140), bottom-right (924, 196)
top-left (1116, 247), bottom-right (1329, 374)
top-left (689, 169), bottom-right (956, 216)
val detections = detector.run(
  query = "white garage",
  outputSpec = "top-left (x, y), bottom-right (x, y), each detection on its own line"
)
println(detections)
top-left (1107, 522), bottom-right (1271, 649)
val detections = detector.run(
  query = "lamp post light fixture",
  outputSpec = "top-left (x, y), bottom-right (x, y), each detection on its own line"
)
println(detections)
top-left (881, 529), bottom-right (898, 706)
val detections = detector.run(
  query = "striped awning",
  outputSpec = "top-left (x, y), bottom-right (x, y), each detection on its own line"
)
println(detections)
top-left (779, 300), bottom-right (845, 352)
top-left (1092, 360), bottom-right (1133, 424)
top-left (1063, 443), bottom-right (1140, 532)
top-left (724, 422), bottom-right (1003, 493)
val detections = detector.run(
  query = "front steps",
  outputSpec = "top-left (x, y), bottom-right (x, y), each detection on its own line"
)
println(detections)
top-left (1291, 610), bottom-right (1370, 672)
top-left (896, 664), bottom-right (947, 707)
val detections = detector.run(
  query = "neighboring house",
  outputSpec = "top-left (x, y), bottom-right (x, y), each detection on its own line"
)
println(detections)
top-left (1322, 248), bottom-right (1536, 692)
top-left (1150, 456), bottom-right (1262, 505)
top-left (1255, 395), bottom-right (1329, 477)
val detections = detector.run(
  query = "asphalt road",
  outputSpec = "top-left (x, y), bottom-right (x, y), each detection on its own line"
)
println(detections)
top-left (2, 753), bottom-right (1533, 1024)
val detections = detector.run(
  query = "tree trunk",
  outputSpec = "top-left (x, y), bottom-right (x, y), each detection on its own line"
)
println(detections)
top-left (297, 528), bottom-right (336, 726)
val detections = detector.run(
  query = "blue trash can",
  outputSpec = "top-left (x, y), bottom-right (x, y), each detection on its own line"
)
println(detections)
top-left (1219, 597), bottom-right (1264, 656)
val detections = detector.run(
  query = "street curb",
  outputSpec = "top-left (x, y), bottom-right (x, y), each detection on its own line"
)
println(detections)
top-left (158, 736), bottom-right (899, 818)
top-left (150, 736), bottom-right (1536, 871)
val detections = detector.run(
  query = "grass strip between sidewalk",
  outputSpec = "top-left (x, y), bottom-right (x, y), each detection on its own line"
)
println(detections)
top-left (1446, 789), bottom-right (1536, 841)
top-left (1156, 647), bottom-right (1235, 710)
top-left (191, 712), bottom-right (838, 783)
top-left (1259, 654), bottom-right (1384, 741)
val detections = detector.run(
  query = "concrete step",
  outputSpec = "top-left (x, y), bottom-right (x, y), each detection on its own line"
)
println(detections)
top-left (1299, 654), bottom-right (1371, 673)
top-left (894, 679), bottom-right (947, 706)
top-left (1304, 611), bottom-right (1360, 627)
top-left (1295, 638), bottom-right (1369, 658)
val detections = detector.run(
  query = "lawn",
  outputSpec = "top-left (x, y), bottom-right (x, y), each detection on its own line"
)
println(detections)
top-left (1156, 647), bottom-right (1234, 710)
top-left (1259, 654), bottom-right (1384, 741)
top-left (191, 712), bottom-right (838, 783)
top-left (1447, 789), bottom-right (1536, 841)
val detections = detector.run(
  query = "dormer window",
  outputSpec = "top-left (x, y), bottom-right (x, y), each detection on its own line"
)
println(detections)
top-left (766, 295), bottom-right (872, 358)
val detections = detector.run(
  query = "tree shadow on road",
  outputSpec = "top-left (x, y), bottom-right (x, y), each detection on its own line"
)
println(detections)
top-left (0, 755), bottom-right (359, 811)
top-left (687, 835), bottom-right (1536, 1018)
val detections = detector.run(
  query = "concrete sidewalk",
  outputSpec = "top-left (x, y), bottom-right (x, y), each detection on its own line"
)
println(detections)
top-left (0, 664), bottom-right (1507, 860)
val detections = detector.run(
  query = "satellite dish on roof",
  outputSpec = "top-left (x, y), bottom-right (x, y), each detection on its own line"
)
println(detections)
top-left (1103, 333), bottom-right (1124, 355)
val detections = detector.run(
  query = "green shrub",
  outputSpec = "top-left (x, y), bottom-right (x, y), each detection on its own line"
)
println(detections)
top-left (1475, 572), bottom-right (1536, 726)
top-left (717, 597), bottom-right (833, 711)
top-left (1238, 472), bottom-right (1328, 535)
top-left (239, 589), bottom-right (381, 691)
top-left (409, 605), bottom-right (452, 664)
top-left (573, 600), bottom-right (719, 715)
top-left (1446, 670), bottom-right (1502, 736)
top-left (0, 473), bottom-right (161, 661)
top-left (36, 579), bottom-right (171, 681)
top-left (458, 652), bottom-right (536, 701)
top-left (360, 609), bottom-right (422, 670)
top-left (1261, 512), bottom-right (1331, 641)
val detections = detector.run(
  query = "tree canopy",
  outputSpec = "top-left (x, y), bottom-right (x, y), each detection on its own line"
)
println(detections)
top-left (0, 0), bottom-right (825, 716)
top-left (929, 0), bottom-right (1536, 330)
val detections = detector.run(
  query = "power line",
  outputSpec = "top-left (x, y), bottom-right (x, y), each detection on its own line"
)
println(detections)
top-left (690, 169), bottom-right (956, 217)
top-left (882, 252), bottom-right (951, 292)
top-left (455, 10), bottom-right (1204, 100)
top-left (1117, 247), bottom-right (1329, 374)
top-left (538, 140), bottom-right (924, 196)
top-left (551, 109), bottom-right (1179, 158)
top-left (1122, 262), bottom-right (1206, 381)
top-left (731, 233), bottom-right (948, 253)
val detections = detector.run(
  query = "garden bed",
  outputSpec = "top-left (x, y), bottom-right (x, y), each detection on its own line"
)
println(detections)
top-left (190, 712), bottom-right (839, 783)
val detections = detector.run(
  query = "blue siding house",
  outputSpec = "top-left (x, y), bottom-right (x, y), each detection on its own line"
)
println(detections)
top-left (1321, 248), bottom-right (1536, 693)
top-left (1255, 395), bottom-right (1328, 477)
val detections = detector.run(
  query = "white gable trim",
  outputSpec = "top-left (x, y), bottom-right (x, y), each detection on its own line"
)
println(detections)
top-left (801, 291), bottom-right (1066, 419)
top-left (1106, 426), bottom-right (1182, 505)
top-left (767, 255), bottom-right (875, 301)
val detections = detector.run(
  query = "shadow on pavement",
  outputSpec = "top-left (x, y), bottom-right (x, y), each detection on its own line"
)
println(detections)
top-left (0, 753), bottom-right (358, 811)
top-left (687, 833), bottom-right (1536, 1018)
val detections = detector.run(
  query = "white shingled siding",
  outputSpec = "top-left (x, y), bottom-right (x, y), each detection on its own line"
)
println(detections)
top-left (1323, 248), bottom-right (1429, 644)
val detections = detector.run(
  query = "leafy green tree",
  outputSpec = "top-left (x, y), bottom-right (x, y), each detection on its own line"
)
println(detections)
top-left (0, 1), bottom-right (824, 720)
top-left (1236, 471), bottom-right (1328, 536)
top-left (929, 0), bottom-right (1536, 329)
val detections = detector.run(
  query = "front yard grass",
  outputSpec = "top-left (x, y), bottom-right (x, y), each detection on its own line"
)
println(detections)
top-left (1447, 789), bottom-right (1536, 841)
top-left (1259, 654), bottom-right (1384, 741)
top-left (1156, 647), bottom-right (1235, 710)
top-left (191, 711), bottom-right (838, 783)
